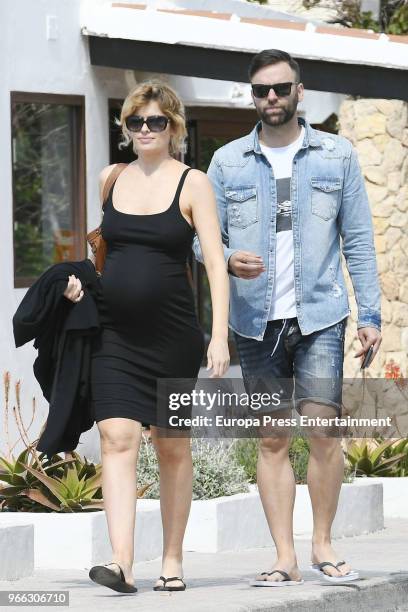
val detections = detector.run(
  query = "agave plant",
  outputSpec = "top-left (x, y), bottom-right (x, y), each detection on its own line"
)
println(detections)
top-left (345, 439), bottom-right (407, 477)
top-left (382, 438), bottom-right (408, 477)
top-left (0, 372), bottom-right (154, 512)
top-left (0, 448), bottom-right (152, 512)
top-left (0, 447), bottom-right (74, 512)
top-left (22, 452), bottom-right (104, 512)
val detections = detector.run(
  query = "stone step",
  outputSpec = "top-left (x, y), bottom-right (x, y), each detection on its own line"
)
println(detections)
top-left (0, 522), bottom-right (34, 581)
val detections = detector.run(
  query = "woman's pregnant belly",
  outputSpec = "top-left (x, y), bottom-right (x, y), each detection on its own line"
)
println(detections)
top-left (100, 245), bottom-right (189, 324)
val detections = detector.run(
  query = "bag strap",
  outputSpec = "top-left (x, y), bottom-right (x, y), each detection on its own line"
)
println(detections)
top-left (102, 163), bottom-right (128, 210)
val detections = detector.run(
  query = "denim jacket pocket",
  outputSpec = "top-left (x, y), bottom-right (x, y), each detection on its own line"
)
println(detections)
top-left (225, 186), bottom-right (258, 229)
top-left (310, 177), bottom-right (342, 221)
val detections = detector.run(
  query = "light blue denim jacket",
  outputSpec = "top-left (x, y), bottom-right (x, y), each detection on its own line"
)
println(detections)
top-left (192, 116), bottom-right (381, 340)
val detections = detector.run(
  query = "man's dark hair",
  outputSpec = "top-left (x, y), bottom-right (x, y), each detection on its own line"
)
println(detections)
top-left (248, 49), bottom-right (301, 82)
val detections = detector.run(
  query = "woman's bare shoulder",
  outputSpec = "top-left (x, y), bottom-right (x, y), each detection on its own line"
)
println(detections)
top-left (98, 163), bottom-right (119, 184)
top-left (98, 163), bottom-right (126, 201)
top-left (184, 167), bottom-right (210, 185)
top-left (184, 168), bottom-right (213, 196)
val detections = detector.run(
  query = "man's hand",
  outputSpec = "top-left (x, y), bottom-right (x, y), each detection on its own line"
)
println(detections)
top-left (228, 251), bottom-right (266, 279)
top-left (354, 327), bottom-right (382, 367)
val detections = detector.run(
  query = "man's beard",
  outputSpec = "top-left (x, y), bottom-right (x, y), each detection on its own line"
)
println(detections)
top-left (258, 94), bottom-right (298, 126)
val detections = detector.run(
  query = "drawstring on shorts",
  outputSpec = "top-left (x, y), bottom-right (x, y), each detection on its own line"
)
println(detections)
top-left (269, 318), bottom-right (287, 358)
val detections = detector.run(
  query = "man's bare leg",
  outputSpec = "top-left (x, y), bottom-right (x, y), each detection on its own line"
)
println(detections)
top-left (255, 426), bottom-right (302, 583)
top-left (303, 401), bottom-right (354, 578)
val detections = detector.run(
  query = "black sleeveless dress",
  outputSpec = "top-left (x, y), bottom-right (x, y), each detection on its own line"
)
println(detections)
top-left (90, 167), bottom-right (205, 426)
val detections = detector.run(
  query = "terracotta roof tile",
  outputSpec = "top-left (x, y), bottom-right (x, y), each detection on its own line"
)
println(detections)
top-left (315, 25), bottom-right (380, 39)
top-left (240, 17), bottom-right (305, 31)
top-left (158, 9), bottom-right (232, 20)
top-left (112, 3), bottom-right (146, 9)
top-left (110, 3), bottom-right (408, 45)
top-left (387, 34), bottom-right (408, 44)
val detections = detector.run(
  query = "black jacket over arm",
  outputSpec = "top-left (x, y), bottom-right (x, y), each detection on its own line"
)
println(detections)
top-left (12, 258), bottom-right (101, 457)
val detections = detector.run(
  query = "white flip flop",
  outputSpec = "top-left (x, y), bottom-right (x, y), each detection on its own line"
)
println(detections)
top-left (310, 561), bottom-right (359, 582)
top-left (250, 570), bottom-right (305, 587)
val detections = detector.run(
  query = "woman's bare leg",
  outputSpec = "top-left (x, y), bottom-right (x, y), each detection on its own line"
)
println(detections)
top-left (150, 427), bottom-right (192, 588)
top-left (97, 417), bottom-right (143, 586)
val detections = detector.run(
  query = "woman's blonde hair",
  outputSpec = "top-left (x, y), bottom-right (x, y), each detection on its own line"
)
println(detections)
top-left (116, 80), bottom-right (187, 156)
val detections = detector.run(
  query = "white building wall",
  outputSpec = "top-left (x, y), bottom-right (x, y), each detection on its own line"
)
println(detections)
top-left (0, 0), bottom-right (132, 454)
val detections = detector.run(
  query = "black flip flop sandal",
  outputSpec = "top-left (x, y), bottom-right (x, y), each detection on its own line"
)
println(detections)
top-left (153, 575), bottom-right (186, 591)
top-left (310, 561), bottom-right (359, 582)
top-left (88, 562), bottom-right (138, 593)
top-left (250, 570), bottom-right (304, 587)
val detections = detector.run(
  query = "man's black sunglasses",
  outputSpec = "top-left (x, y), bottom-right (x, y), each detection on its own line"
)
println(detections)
top-left (251, 82), bottom-right (299, 98)
top-left (125, 114), bottom-right (169, 132)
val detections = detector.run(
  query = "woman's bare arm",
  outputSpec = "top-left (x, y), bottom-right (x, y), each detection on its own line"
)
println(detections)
top-left (186, 169), bottom-right (230, 376)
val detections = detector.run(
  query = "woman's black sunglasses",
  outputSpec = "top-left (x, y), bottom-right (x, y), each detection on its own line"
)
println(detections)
top-left (125, 114), bottom-right (169, 132)
top-left (251, 82), bottom-right (298, 98)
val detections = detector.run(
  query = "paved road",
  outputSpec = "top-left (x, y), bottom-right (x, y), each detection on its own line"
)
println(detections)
top-left (1, 518), bottom-right (407, 611)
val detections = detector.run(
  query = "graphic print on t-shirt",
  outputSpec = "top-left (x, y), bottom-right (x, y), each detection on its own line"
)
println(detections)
top-left (276, 178), bottom-right (292, 233)
top-left (259, 125), bottom-right (304, 320)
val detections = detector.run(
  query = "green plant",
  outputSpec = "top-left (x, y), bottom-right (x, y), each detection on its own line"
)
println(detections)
top-left (137, 437), bottom-right (250, 500)
top-left (381, 438), bottom-right (408, 476)
top-left (232, 438), bottom-right (258, 483)
top-left (200, 439), bottom-right (249, 496)
top-left (0, 449), bottom-right (103, 512)
top-left (0, 447), bottom-right (153, 513)
top-left (136, 435), bottom-right (161, 499)
top-left (192, 440), bottom-right (250, 499)
top-left (345, 438), bottom-right (407, 477)
top-left (289, 436), bottom-right (310, 484)
top-left (232, 435), bottom-right (311, 484)
top-left (232, 435), bottom-right (354, 484)
top-left (388, 2), bottom-right (408, 34)
top-left (0, 372), bottom-right (152, 512)
top-left (302, 0), bottom-right (408, 35)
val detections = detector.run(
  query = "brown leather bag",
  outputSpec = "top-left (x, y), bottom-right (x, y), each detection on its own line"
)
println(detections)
top-left (87, 163), bottom-right (195, 288)
top-left (87, 163), bottom-right (128, 276)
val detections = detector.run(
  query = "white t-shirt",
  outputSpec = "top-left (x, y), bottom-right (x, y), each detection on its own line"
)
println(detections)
top-left (260, 126), bottom-right (304, 320)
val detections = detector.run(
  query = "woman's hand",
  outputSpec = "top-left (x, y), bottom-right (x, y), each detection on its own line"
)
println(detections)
top-left (206, 336), bottom-right (230, 378)
top-left (63, 275), bottom-right (84, 303)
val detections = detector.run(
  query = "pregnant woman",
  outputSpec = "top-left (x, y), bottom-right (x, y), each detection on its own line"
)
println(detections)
top-left (64, 81), bottom-right (229, 593)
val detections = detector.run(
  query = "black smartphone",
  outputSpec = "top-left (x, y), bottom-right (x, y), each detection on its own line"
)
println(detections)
top-left (361, 345), bottom-right (374, 370)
